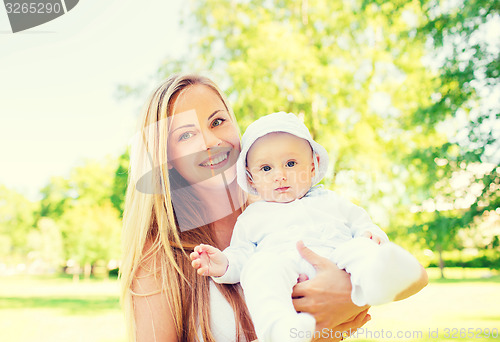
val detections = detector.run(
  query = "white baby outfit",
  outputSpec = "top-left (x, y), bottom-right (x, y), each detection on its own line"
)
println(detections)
top-left (213, 186), bottom-right (421, 341)
top-left (213, 112), bottom-right (422, 342)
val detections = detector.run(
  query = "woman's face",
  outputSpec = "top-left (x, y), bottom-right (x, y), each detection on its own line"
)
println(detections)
top-left (167, 84), bottom-right (240, 189)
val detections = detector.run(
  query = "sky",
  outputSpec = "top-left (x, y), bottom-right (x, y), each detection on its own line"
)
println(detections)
top-left (0, 0), bottom-right (188, 200)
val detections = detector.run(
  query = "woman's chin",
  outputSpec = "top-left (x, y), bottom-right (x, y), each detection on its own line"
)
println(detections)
top-left (193, 165), bottom-right (237, 190)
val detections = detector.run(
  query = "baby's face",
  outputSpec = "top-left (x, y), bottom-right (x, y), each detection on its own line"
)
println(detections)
top-left (246, 132), bottom-right (315, 203)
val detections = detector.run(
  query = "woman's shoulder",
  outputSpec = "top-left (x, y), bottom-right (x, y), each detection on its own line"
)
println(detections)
top-left (132, 238), bottom-right (165, 295)
top-left (132, 239), bottom-right (179, 341)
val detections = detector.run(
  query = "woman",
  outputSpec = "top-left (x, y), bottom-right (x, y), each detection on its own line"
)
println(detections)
top-left (120, 74), bottom-right (373, 342)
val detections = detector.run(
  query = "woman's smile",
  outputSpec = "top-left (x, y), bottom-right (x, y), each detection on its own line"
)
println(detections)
top-left (199, 151), bottom-right (230, 168)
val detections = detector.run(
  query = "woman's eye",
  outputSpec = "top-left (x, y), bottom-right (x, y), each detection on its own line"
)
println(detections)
top-left (286, 161), bottom-right (297, 167)
top-left (211, 118), bottom-right (225, 127)
top-left (261, 165), bottom-right (271, 172)
top-left (179, 132), bottom-right (194, 141)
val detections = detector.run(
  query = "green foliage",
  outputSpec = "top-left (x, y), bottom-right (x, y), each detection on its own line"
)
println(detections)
top-left (110, 149), bottom-right (130, 217)
top-left (58, 202), bottom-right (121, 267)
top-left (410, 210), bottom-right (462, 262)
top-left (39, 177), bottom-right (71, 220)
top-left (27, 217), bottom-right (64, 269)
top-left (2, 157), bottom-right (124, 272)
top-left (427, 249), bottom-right (500, 270)
top-left (69, 158), bottom-right (118, 206)
top-left (39, 158), bottom-right (118, 220)
top-left (397, 0), bottom-right (500, 268)
top-left (2, 0), bottom-right (497, 280)
top-left (169, 0), bottom-right (499, 277)
top-left (41, 158), bottom-right (123, 267)
top-left (140, 0), bottom-right (498, 257)
top-left (0, 186), bottom-right (36, 259)
top-left (176, 0), bottom-right (439, 225)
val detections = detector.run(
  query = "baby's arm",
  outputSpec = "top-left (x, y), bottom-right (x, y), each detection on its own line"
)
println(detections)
top-left (190, 244), bottom-right (228, 277)
top-left (334, 194), bottom-right (389, 243)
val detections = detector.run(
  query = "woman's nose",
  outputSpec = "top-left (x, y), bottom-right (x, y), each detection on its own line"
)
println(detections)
top-left (201, 129), bottom-right (222, 149)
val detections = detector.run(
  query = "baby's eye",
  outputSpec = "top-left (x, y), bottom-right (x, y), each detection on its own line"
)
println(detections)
top-left (179, 132), bottom-right (194, 141)
top-left (286, 161), bottom-right (297, 167)
top-left (261, 165), bottom-right (271, 172)
top-left (211, 118), bottom-right (225, 127)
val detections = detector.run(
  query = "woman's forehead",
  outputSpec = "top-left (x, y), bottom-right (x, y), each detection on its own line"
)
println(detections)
top-left (168, 109), bottom-right (200, 131)
top-left (173, 84), bottom-right (223, 112)
top-left (168, 85), bottom-right (226, 127)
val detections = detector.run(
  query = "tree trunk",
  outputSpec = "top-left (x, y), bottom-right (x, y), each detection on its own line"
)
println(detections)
top-left (84, 262), bottom-right (92, 280)
top-left (438, 248), bottom-right (445, 279)
top-left (72, 264), bottom-right (80, 283)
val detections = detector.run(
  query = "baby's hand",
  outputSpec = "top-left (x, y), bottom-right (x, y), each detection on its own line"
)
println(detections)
top-left (190, 244), bottom-right (228, 277)
top-left (362, 231), bottom-right (385, 245)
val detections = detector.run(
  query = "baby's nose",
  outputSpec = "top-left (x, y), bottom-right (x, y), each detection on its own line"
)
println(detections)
top-left (274, 169), bottom-right (287, 181)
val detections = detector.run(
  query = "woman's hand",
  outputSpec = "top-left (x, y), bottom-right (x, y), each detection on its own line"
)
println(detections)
top-left (292, 241), bottom-right (370, 331)
top-left (312, 308), bottom-right (371, 342)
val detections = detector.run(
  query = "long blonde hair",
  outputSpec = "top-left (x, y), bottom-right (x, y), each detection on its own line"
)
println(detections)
top-left (120, 74), bottom-right (256, 341)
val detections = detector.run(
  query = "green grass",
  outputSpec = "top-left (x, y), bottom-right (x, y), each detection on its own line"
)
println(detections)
top-left (0, 295), bottom-right (119, 315)
top-left (0, 274), bottom-right (125, 342)
top-left (350, 268), bottom-right (500, 341)
top-left (0, 269), bottom-right (499, 342)
top-left (426, 267), bottom-right (500, 284)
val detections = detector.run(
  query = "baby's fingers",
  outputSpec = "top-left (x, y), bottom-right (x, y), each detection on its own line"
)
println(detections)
top-left (191, 259), bottom-right (201, 269)
top-left (197, 266), bottom-right (209, 276)
top-left (190, 251), bottom-right (200, 261)
top-left (195, 244), bottom-right (212, 254)
top-left (194, 245), bottom-right (204, 254)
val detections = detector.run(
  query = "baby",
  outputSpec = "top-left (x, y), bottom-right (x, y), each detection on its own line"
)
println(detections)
top-left (190, 112), bottom-right (423, 342)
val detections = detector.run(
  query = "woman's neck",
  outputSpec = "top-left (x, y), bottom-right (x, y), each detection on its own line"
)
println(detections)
top-left (192, 176), bottom-right (245, 249)
top-left (212, 208), bottom-right (241, 249)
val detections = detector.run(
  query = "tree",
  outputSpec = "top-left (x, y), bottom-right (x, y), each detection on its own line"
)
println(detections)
top-left (0, 186), bottom-right (36, 261)
top-left (69, 157), bottom-right (118, 206)
top-left (27, 217), bottom-right (64, 272)
top-left (59, 203), bottom-right (122, 279)
top-left (122, 0), bottom-right (497, 269)
top-left (37, 157), bottom-right (122, 277)
top-left (393, 0), bottom-right (500, 275)
top-left (155, 0), bottom-right (436, 226)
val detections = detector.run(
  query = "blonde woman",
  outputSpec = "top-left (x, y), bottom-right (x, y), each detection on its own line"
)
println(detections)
top-left (120, 74), bottom-right (371, 342)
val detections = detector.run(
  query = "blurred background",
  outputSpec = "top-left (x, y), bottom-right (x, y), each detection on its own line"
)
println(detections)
top-left (0, 0), bottom-right (498, 341)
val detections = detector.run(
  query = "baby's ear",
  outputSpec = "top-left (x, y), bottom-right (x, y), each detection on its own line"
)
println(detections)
top-left (245, 168), bottom-right (254, 187)
top-left (311, 153), bottom-right (319, 176)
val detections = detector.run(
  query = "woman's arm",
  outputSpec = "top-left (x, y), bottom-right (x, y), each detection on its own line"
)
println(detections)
top-left (132, 249), bottom-right (178, 342)
top-left (314, 309), bottom-right (371, 342)
top-left (291, 241), bottom-right (370, 331)
top-left (249, 311), bottom-right (369, 342)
